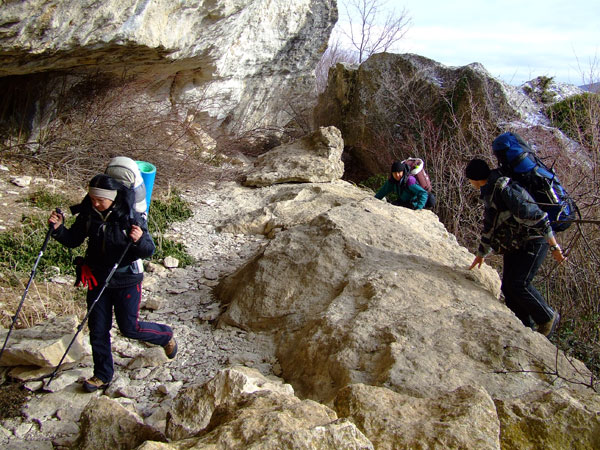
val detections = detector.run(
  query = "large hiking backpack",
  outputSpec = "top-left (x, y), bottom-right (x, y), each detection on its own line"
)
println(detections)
top-left (402, 157), bottom-right (432, 192)
top-left (492, 132), bottom-right (577, 232)
top-left (105, 156), bottom-right (147, 216)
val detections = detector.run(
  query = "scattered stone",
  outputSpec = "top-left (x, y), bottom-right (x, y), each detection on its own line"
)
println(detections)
top-left (199, 304), bottom-right (221, 322)
top-left (0, 316), bottom-right (90, 367)
top-left (157, 381), bottom-right (183, 398)
top-left (145, 262), bottom-right (167, 274)
top-left (203, 269), bottom-right (219, 280)
top-left (144, 296), bottom-right (166, 311)
top-left (163, 256), bottom-right (179, 269)
top-left (127, 347), bottom-right (168, 370)
top-left (40, 367), bottom-right (92, 393)
top-left (9, 176), bottom-right (32, 188)
top-left (75, 397), bottom-right (166, 449)
top-left (24, 380), bottom-right (44, 392)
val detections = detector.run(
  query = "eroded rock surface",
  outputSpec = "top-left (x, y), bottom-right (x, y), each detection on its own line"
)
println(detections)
top-left (243, 126), bottom-right (345, 187)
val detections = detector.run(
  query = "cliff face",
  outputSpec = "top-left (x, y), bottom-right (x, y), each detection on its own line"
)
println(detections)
top-left (0, 0), bottom-right (337, 134)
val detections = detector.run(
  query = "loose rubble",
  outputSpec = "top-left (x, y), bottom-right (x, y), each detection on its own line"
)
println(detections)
top-left (0, 172), bottom-right (276, 448)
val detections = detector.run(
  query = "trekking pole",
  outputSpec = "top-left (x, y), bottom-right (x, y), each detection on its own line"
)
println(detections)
top-left (0, 209), bottom-right (61, 365)
top-left (45, 239), bottom-right (133, 388)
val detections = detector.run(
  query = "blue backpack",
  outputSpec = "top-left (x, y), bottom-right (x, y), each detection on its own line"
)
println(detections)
top-left (492, 132), bottom-right (577, 232)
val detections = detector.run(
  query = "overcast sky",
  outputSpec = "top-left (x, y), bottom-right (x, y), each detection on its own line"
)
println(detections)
top-left (336, 0), bottom-right (600, 86)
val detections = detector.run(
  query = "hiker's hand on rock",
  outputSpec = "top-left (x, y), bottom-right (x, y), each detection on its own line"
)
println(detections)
top-left (48, 210), bottom-right (63, 230)
top-left (551, 247), bottom-right (567, 264)
top-left (469, 255), bottom-right (484, 270)
top-left (129, 224), bottom-right (142, 243)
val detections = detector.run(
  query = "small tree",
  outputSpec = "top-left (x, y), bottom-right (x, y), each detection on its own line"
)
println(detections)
top-left (342, 0), bottom-right (411, 63)
top-left (315, 37), bottom-right (360, 93)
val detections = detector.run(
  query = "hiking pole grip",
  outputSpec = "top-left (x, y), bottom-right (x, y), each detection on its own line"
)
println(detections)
top-left (0, 208), bottom-right (61, 364)
top-left (46, 240), bottom-right (133, 388)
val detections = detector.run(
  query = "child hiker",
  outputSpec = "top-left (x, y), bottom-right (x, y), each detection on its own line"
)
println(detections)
top-left (48, 173), bottom-right (177, 392)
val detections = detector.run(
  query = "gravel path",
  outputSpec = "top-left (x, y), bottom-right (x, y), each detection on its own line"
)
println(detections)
top-left (1, 173), bottom-right (279, 447)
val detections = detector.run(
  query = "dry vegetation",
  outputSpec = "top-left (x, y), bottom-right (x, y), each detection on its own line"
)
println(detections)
top-left (0, 72), bottom-right (246, 189)
top-left (1, 57), bottom-right (599, 386)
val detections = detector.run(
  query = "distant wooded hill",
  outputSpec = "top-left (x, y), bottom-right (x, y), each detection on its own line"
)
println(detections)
top-left (580, 82), bottom-right (600, 93)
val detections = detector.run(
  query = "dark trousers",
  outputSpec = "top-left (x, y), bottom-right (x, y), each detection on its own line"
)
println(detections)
top-left (86, 282), bottom-right (173, 383)
top-left (501, 239), bottom-right (554, 327)
top-left (425, 192), bottom-right (436, 209)
top-left (392, 192), bottom-right (436, 210)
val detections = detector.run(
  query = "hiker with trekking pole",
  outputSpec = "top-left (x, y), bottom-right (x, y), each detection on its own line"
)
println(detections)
top-left (46, 173), bottom-right (177, 392)
top-left (465, 158), bottom-right (566, 339)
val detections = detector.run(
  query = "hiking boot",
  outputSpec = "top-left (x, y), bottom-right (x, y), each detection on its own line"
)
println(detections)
top-left (538, 312), bottom-right (560, 338)
top-left (164, 337), bottom-right (178, 359)
top-left (83, 376), bottom-right (109, 393)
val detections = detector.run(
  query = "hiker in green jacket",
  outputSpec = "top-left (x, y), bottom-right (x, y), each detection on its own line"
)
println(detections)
top-left (375, 161), bottom-right (428, 210)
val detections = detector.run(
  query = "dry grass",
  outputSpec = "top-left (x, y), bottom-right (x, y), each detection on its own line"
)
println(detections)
top-left (0, 278), bottom-right (86, 330)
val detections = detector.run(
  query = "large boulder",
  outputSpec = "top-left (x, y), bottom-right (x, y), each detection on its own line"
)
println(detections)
top-left (495, 388), bottom-right (600, 449)
top-left (214, 180), bottom-right (599, 446)
top-left (75, 396), bottom-right (166, 450)
top-left (243, 126), bottom-right (345, 187)
top-left (156, 366), bottom-right (373, 449)
top-left (334, 383), bottom-right (501, 449)
top-left (166, 365), bottom-right (294, 441)
top-left (0, 0), bottom-right (336, 134)
top-left (0, 315), bottom-right (89, 368)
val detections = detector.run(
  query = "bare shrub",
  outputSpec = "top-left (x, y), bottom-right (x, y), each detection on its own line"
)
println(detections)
top-left (537, 91), bottom-right (600, 378)
top-left (315, 37), bottom-right (360, 93)
top-left (354, 66), bottom-right (499, 246)
top-left (315, 0), bottom-right (410, 95)
top-left (1, 72), bottom-right (227, 189)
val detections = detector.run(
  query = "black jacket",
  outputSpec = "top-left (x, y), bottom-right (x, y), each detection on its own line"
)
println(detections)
top-left (477, 170), bottom-right (554, 256)
top-left (52, 205), bottom-right (155, 288)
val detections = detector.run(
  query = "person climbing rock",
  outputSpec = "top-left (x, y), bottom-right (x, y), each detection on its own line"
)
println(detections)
top-left (375, 161), bottom-right (429, 210)
top-left (48, 174), bottom-right (177, 392)
top-left (465, 158), bottom-right (565, 338)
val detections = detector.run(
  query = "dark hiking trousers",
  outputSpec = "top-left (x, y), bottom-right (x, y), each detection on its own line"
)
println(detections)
top-left (86, 282), bottom-right (173, 383)
top-left (501, 238), bottom-right (554, 328)
top-left (392, 192), bottom-right (436, 210)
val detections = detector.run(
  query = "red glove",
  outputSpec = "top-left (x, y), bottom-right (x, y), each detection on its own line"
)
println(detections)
top-left (75, 263), bottom-right (97, 290)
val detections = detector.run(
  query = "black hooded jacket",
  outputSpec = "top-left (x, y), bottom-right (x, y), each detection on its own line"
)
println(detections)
top-left (52, 199), bottom-right (154, 288)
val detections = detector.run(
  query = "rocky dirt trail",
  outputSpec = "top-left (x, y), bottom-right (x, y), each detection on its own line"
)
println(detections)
top-left (0, 164), bottom-right (279, 448)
